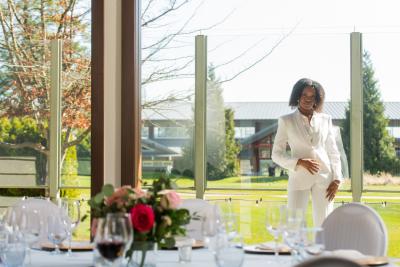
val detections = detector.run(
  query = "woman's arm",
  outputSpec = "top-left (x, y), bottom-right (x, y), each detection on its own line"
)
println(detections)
top-left (271, 117), bottom-right (298, 171)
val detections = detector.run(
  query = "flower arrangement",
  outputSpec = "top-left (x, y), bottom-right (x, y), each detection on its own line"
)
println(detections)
top-left (88, 177), bottom-right (190, 263)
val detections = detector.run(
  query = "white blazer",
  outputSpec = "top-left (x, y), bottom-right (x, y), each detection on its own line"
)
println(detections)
top-left (272, 109), bottom-right (342, 191)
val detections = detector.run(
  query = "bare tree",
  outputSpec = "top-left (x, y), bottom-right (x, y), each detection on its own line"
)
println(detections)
top-left (0, 0), bottom-right (292, 178)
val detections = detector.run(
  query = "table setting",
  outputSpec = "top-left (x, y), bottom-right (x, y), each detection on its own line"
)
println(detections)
top-left (0, 180), bottom-right (398, 267)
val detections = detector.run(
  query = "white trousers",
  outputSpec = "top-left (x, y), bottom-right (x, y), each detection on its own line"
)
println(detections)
top-left (287, 182), bottom-right (334, 227)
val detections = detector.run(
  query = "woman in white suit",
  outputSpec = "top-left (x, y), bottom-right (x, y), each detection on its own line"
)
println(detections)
top-left (272, 78), bottom-right (342, 227)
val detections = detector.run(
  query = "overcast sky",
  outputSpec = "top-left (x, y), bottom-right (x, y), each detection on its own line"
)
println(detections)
top-left (142, 0), bottom-right (400, 103)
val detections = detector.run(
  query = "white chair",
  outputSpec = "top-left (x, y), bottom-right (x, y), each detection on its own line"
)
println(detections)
top-left (179, 199), bottom-right (219, 241)
top-left (321, 203), bottom-right (388, 256)
top-left (295, 257), bottom-right (362, 267)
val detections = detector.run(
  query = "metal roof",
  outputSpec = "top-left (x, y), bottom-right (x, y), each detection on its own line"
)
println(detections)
top-left (142, 102), bottom-right (400, 120)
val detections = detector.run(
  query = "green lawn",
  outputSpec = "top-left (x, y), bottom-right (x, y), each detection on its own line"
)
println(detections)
top-left (165, 176), bottom-right (400, 257)
top-left (69, 174), bottom-right (400, 257)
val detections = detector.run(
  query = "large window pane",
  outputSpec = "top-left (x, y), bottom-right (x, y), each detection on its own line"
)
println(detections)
top-left (60, 38), bottom-right (91, 191)
top-left (0, 40), bottom-right (50, 193)
top-left (362, 33), bottom-right (400, 189)
top-left (141, 0), bottom-right (196, 192)
top-left (0, 0), bottom-right (92, 241)
top-left (205, 33), bottom-right (350, 189)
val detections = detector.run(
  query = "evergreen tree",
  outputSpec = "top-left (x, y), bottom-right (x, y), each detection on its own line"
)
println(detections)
top-left (342, 51), bottom-right (398, 175)
top-left (176, 65), bottom-right (241, 179)
top-left (222, 108), bottom-right (241, 177)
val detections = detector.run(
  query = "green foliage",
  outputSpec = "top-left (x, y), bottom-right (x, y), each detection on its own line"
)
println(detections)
top-left (88, 178), bottom-right (190, 255)
top-left (61, 144), bottom-right (80, 199)
top-left (342, 51), bottom-right (399, 175)
top-left (0, 117), bottom-right (48, 184)
top-left (77, 133), bottom-right (91, 158)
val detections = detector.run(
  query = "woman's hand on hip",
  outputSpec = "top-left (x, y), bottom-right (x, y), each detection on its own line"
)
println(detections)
top-left (297, 158), bottom-right (320, 174)
top-left (326, 180), bottom-right (340, 202)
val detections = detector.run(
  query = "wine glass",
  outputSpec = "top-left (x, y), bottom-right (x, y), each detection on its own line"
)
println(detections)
top-left (19, 210), bottom-right (41, 264)
top-left (47, 216), bottom-right (68, 254)
top-left (265, 203), bottom-right (286, 260)
top-left (201, 204), bottom-right (222, 251)
top-left (59, 199), bottom-right (81, 256)
top-left (299, 227), bottom-right (325, 260)
top-left (95, 214), bottom-right (130, 266)
top-left (282, 208), bottom-right (304, 264)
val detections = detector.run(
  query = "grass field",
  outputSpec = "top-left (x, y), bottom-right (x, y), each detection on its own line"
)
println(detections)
top-left (70, 174), bottom-right (400, 257)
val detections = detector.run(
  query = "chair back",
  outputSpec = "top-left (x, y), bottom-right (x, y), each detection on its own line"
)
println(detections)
top-left (322, 203), bottom-right (388, 256)
top-left (179, 199), bottom-right (218, 240)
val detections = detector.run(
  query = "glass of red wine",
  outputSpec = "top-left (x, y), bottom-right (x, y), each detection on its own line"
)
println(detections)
top-left (95, 214), bottom-right (130, 266)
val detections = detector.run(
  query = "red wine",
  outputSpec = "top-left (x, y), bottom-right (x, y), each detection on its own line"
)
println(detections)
top-left (97, 241), bottom-right (125, 261)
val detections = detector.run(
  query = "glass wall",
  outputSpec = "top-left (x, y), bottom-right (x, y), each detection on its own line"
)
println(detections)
top-left (0, 0), bottom-right (92, 241)
top-left (140, 0), bottom-right (196, 192)
top-left (140, 0), bottom-right (400, 256)
top-left (0, 40), bottom-right (50, 195)
top-left (205, 32), bottom-right (350, 191)
top-left (362, 32), bottom-right (400, 189)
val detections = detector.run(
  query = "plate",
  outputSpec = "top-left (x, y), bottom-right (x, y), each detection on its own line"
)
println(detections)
top-left (355, 256), bottom-right (389, 266)
top-left (40, 242), bottom-right (93, 252)
top-left (243, 245), bottom-right (291, 255)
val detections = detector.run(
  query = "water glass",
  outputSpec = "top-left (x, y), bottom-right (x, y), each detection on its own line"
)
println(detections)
top-left (214, 232), bottom-right (244, 267)
top-left (201, 204), bottom-right (221, 250)
top-left (176, 237), bottom-right (194, 263)
top-left (0, 229), bottom-right (26, 267)
top-left (19, 210), bottom-right (41, 264)
top-left (1, 243), bottom-right (26, 267)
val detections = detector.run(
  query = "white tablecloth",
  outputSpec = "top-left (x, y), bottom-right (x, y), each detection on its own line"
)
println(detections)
top-left (3, 249), bottom-right (397, 267)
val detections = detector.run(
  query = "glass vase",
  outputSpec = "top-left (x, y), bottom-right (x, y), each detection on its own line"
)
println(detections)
top-left (127, 242), bottom-right (157, 267)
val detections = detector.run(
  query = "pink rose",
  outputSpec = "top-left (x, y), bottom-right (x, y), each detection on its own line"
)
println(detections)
top-left (132, 188), bottom-right (148, 199)
top-left (105, 186), bottom-right (132, 207)
top-left (130, 204), bottom-right (155, 232)
top-left (160, 190), bottom-right (181, 210)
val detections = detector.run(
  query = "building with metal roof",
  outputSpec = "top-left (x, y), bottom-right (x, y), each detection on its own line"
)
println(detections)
top-left (142, 101), bottom-right (400, 175)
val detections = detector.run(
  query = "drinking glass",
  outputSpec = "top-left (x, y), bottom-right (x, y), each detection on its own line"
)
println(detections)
top-left (201, 204), bottom-right (221, 251)
top-left (214, 231), bottom-right (244, 267)
top-left (94, 214), bottom-right (130, 266)
top-left (265, 203), bottom-right (286, 259)
top-left (59, 199), bottom-right (81, 256)
top-left (175, 236), bottom-right (194, 263)
top-left (282, 208), bottom-right (304, 264)
top-left (47, 216), bottom-right (68, 254)
top-left (0, 229), bottom-right (26, 267)
top-left (19, 210), bottom-right (41, 264)
top-left (221, 212), bottom-right (238, 240)
top-left (300, 227), bottom-right (325, 260)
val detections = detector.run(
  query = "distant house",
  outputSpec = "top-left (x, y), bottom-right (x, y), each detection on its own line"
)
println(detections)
top-left (142, 102), bottom-right (400, 174)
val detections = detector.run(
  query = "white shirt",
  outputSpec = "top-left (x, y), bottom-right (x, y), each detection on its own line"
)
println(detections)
top-left (271, 109), bottom-right (342, 191)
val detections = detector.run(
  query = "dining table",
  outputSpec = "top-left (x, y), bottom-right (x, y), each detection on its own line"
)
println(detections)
top-left (4, 248), bottom-right (397, 267)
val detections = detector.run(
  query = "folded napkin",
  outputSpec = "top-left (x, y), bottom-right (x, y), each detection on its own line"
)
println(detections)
top-left (256, 242), bottom-right (291, 251)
